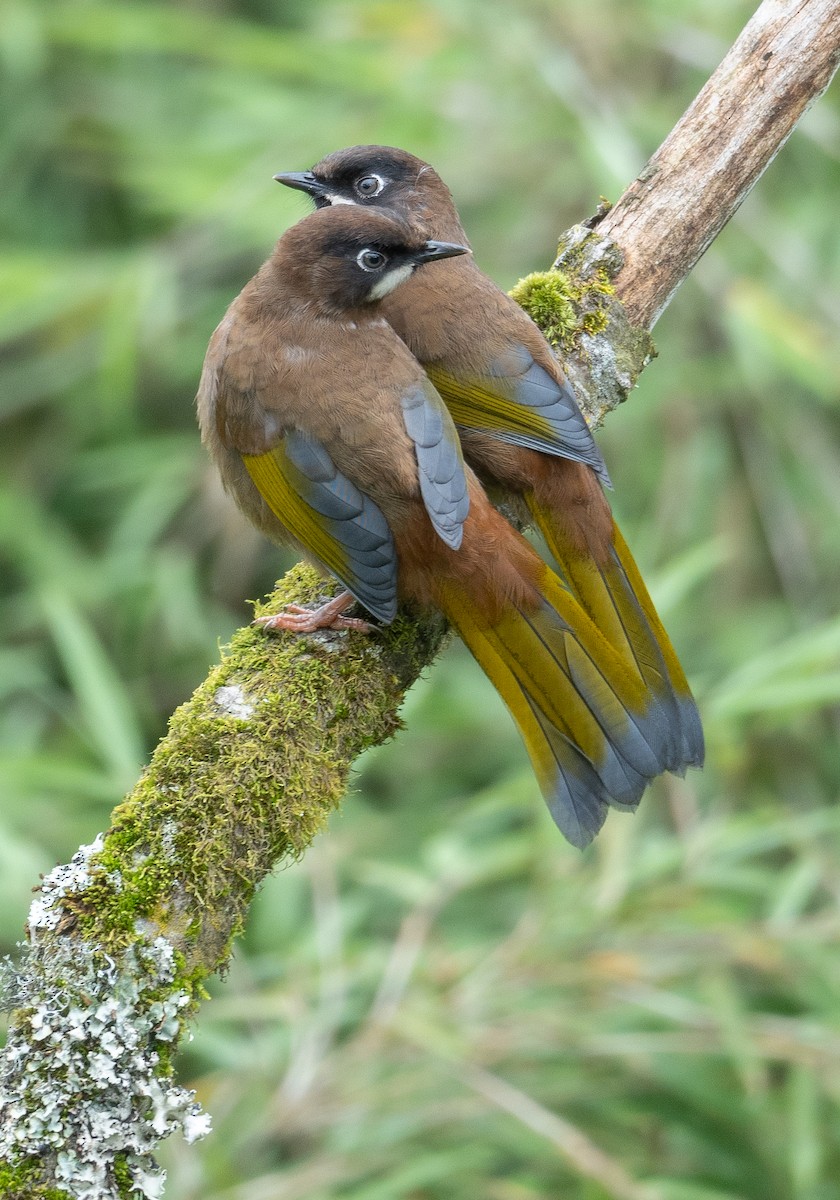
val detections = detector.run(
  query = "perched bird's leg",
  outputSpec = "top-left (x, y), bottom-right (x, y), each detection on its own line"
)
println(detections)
top-left (253, 590), bottom-right (376, 634)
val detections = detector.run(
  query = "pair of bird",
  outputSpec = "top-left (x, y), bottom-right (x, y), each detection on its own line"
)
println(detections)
top-left (197, 144), bottom-right (703, 849)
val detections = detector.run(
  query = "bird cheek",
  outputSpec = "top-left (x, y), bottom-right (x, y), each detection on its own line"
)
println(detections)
top-left (368, 264), bottom-right (414, 302)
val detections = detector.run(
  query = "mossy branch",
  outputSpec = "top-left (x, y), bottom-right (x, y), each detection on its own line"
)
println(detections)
top-left (0, 565), bottom-right (450, 1199)
top-left (70, 564), bottom-right (447, 976)
top-left (2, 1), bottom-right (838, 1194)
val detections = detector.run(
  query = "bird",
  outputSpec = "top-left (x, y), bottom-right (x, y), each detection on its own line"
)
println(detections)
top-left (275, 145), bottom-right (704, 776)
top-left (197, 204), bottom-right (692, 848)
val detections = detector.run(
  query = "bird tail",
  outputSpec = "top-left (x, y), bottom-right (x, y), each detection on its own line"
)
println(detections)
top-left (435, 558), bottom-right (696, 849)
top-left (526, 495), bottom-right (704, 778)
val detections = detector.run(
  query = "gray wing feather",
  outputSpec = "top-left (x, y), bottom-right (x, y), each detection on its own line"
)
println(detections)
top-left (284, 430), bottom-right (398, 622)
top-left (401, 381), bottom-right (470, 550)
top-left (485, 345), bottom-right (611, 487)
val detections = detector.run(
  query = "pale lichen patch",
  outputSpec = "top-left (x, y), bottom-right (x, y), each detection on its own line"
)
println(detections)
top-left (27, 837), bottom-right (105, 935)
top-left (0, 852), bottom-right (210, 1199)
top-left (213, 684), bottom-right (255, 720)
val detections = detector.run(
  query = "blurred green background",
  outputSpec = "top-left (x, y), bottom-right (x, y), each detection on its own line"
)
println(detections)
top-left (3, 0), bottom-right (840, 1196)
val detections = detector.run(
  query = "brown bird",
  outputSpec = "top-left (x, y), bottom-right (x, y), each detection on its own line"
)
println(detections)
top-left (197, 204), bottom-right (690, 849)
top-left (276, 146), bottom-right (704, 775)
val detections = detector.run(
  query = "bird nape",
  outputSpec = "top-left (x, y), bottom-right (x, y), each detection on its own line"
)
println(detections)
top-left (198, 189), bottom-right (703, 849)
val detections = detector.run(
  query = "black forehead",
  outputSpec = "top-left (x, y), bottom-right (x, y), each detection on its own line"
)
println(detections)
top-left (319, 231), bottom-right (425, 263)
top-left (312, 145), bottom-right (422, 185)
top-left (291, 206), bottom-right (422, 258)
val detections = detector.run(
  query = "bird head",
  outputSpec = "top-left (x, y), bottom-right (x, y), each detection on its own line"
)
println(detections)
top-left (274, 145), bottom-right (468, 243)
top-left (268, 206), bottom-right (468, 316)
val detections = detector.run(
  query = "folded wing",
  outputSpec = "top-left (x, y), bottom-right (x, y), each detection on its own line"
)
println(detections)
top-left (243, 431), bottom-right (398, 623)
top-left (427, 343), bottom-right (610, 485)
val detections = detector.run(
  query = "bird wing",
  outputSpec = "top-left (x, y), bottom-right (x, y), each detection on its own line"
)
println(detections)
top-left (243, 430), bottom-right (398, 623)
top-left (426, 342), bottom-right (611, 485)
top-left (400, 378), bottom-right (470, 551)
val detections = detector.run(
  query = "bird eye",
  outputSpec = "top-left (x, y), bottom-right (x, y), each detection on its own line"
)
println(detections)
top-left (355, 174), bottom-right (384, 198)
top-left (357, 249), bottom-right (387, 272)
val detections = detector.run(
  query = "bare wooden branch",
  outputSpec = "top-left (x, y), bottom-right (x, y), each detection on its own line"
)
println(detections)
top-left (598, 0), bottom-right (840, 327)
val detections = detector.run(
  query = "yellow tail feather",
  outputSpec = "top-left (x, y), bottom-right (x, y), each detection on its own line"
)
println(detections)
top-left (436, 563), bottom-right (692, 848)
top-left (527, 495), bottom-right (703, 770)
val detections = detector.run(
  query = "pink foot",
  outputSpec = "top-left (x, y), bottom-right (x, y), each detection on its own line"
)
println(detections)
top-left (253, 591), bottom-right (375, 635)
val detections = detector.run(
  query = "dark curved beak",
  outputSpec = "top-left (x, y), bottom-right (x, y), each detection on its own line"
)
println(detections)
top-left (273, 171), bottom-right (327, 198)
top-left (415, 240), bottom-right (470, 264)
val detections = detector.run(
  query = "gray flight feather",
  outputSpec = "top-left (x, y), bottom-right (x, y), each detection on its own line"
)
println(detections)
top-left (283, 430), bottom-right (398, 622)
top-left (481, 345), bottom-right (611, 487)
top-left (401, 380), bottom-right (470, 551)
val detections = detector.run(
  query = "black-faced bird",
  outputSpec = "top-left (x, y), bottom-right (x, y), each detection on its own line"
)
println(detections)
top-left (197, 204), bottom-right (696, 848)
top-left (276, 146), bottom-right (704, 778)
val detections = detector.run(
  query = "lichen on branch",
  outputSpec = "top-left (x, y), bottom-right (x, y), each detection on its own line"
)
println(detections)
top-left (0, 840), bottom-right (209, 1200)
top-left (511, 225), bottom-right (655, 425)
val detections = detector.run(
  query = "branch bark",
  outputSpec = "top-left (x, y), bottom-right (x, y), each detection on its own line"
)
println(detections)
top-left (597, 0), bottom-right (840, 328)
top-left (2, 2), bottom-right (838, 1196)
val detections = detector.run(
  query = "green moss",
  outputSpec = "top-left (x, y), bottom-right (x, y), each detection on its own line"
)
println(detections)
top-left (509, 264), bottom-right (615, 356)
top-left (508, 271), bottom-right (577, 346)
top-left (58, 562), bottom-right (446, 985)
top-left (111, 1156), bottom-right (133, 1199)
top-left (509, 227), bottom-right (656, 422)
top-left (154, 1042), bottom-right (173, 1076)
top-left (0, 1159), bottom-right (71, 1199)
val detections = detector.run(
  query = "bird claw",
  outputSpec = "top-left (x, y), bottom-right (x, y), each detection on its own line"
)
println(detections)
top-left (253, 593), bottom-right (376, 635)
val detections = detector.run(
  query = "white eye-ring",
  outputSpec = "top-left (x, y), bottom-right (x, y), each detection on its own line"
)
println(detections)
top-left (355, 174), bottom-right (385, 198)
top-left (357, 248), bottom-right (386, 271)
